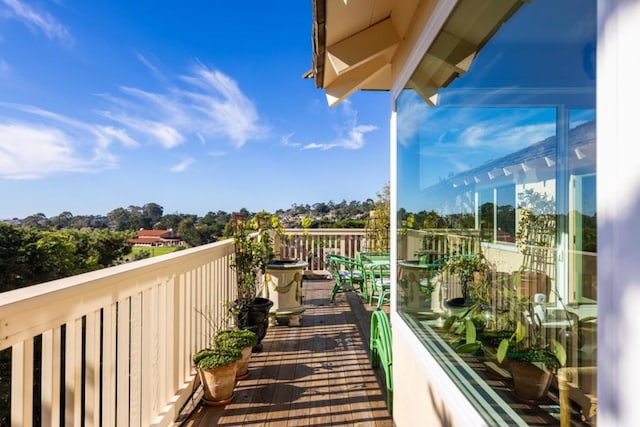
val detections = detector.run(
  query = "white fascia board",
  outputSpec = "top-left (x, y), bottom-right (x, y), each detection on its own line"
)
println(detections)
top-left (391, 0), bottom-right (458, 100)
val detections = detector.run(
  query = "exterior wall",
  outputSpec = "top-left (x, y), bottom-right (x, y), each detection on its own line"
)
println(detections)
top-left (598, 1), bottom-right (640, 425)
top-left (392, 319), bottom-right (485, 426)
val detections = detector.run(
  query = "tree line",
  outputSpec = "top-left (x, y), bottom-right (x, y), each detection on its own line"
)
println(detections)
top-left (0, 225), bottom-right (133, 293)
top-left (4, 199), bottom-right (383, 246)
top-left (0, 195), bottom-right (392, 292)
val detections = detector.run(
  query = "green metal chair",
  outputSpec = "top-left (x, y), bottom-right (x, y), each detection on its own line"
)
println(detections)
top-left (326, 254), bottom-right (365, 303)
top-left (366, 262), bottom-right (392, 309)
top-left (353, 254), bottom-right (370, 301)
top-left (370, 309), bottom-right (393, 413)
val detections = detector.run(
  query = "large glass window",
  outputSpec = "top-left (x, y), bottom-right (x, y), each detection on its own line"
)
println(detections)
top-left (395, 0), bottom-right (596, 424)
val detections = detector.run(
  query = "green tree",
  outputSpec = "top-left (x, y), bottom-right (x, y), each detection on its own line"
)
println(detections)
top-left (50, 211), bottom-right (74, 229)
top-left (142, 202), bottom-right (164, 226)
top-left (177, 217), bottom-right (202, 247)
top-left (107, 207), bottom-right (131, 231)
top-left (22, 212), bottom-right (50, 229)
top-left (0, 224), bottom-right (32, 292)
top-left (0, 225), bottom-right (133, 293)
top-left (127, 205), bottom-right (145, 229)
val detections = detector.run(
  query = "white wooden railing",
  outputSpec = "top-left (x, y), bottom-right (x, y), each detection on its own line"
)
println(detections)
top-left (277, 228), bottom-right (368, 270)
top-left (0, 229), bottom-right (367, 427)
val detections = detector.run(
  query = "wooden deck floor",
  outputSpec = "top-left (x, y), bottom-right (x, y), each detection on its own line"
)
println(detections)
top-left (179, 278), bottom-right (393, 427)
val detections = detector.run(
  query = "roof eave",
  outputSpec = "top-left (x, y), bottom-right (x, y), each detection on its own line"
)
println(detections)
top-left (310, 0), bottom-right (326, 89)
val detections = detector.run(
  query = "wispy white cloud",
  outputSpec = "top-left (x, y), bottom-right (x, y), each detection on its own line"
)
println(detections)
top-left (135, 52), bottom-right (167, 82)
top-left (98, 62), bottom-right (269, 149)
top-left (341, 124), bottom-right (378, 149)
top-left (299, 100), bottom-right (378, 150)
top-left (0, 103), bottom-right (135, 179)
top-left (100, 109), bottom-right (185, 148)
top-left (169, 158), bottom-right (194, 173)
top-left (94, 126), bottom-right (138, 148)
top-left (0, 62), bottom-right (269, 180)
top-left (281, 132), bottom-right (301, 148)
top-left (180, 63), bottom-right (268, 147)
top-left (1, 0), bottom-right (72, 43)
top-left (456, 117), bottom-right (555, 153)
top-left (302, 142), bottom-right (337, 150)
top-left (0, 123), bottom-right (89, 179)
top-left (410, 105), bottom-right (556, 176)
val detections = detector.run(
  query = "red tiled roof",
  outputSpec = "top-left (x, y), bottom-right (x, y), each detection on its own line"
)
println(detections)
top-left (138, 229), bottom-right (172, 237)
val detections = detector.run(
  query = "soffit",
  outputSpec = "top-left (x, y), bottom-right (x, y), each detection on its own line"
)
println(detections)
top-left (407, 0), bottom-right (524, 105)
top-left (309, 0), bottom-right (527, 106)
top-left (309, 0), bottom-right (421, 106)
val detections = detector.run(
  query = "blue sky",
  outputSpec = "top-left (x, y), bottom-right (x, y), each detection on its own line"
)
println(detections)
top-left (0, 0), bottom-right (390, 219)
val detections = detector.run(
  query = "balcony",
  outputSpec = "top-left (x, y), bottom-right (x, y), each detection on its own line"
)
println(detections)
top-left (181, 277), bottom-right (392, 426)
top-left (0, 228), bottom-right (375, 426)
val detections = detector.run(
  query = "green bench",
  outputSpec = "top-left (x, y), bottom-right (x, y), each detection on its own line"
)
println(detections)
top-left (370, 309), bottom-right (393, 413)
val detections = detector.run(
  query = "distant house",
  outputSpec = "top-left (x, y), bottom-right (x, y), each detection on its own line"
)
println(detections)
top-left (128, 228), bottom-right (183, 247)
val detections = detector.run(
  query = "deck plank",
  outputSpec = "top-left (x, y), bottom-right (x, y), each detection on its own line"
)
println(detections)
top-left (179, 278), bottom-right (392, 426)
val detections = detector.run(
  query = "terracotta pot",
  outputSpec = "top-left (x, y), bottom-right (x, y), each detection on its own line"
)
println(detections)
top-left (509, 359), bottom-right (553, 403)
top-left (198, 362), bottom-right (237, 405)
top-left (236, 346), bottom-right (252, 379)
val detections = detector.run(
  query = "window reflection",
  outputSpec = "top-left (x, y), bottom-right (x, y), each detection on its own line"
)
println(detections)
top-left (395, 0), bottom-right (596, 424)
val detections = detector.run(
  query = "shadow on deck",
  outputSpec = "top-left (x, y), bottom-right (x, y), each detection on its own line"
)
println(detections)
top-left (178, 278), bottom-right (393, 426)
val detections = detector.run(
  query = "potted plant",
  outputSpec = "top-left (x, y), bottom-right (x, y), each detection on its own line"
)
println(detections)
top-left (442, 272), bottom-right (507, 355)
top-left (496, 298), bottom-right (567, 402)
top-left (442, 252), bottom-right (491, 314)
top-left (229, 211), bottom-right (281, 351)
top-left (513, 188), bottom-right (555, 300)
top-left (193, 346), bottom-right (243, 406)
top-left (214, 328), bottom-right (258, 380)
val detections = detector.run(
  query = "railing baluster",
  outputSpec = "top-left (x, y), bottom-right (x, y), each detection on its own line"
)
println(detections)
top-left (130, 294), bottom-right (142, 427)
top-left (140, 287), bottom-right (155, 426)
top-left (116, 299), bottom-right (130, 426)
top-left (85, 311), bottom-right (100, 427)
top-left (40, 328), bottom-right (60, 427)
top-left (102, 305), bottom-right (116, 427)
top-left (10, 340), bottom-right (32, 427)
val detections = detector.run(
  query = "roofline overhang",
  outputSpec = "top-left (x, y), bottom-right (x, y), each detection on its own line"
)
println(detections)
top-left (306, 0), bottom-right (326, 89)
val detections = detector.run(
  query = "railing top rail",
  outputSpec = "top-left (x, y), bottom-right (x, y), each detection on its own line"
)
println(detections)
top-left (405, 228), bottom-right (479, 235)
top-left (283, 228), bottom-right (366, 235)
top-left (0, 239), bottom-right (236, 351)
top-left (0, 238), bottom-right (235, 308)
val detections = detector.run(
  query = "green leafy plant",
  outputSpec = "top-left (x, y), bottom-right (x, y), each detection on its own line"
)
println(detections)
top-left (230, 211), bottom-right (282, 310)
top-left (445, 317), bottom-right (484, 354)
top-left (214, 329), bottom-right (258, 351)
top-left (193, 347), bottom-right (242, 370)
top-left (443, 253), bottom-right (491, 303)
top-left (365, 183), bottom-right (390, 253)
top-left (496, 301), bottom-right (567, 370)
